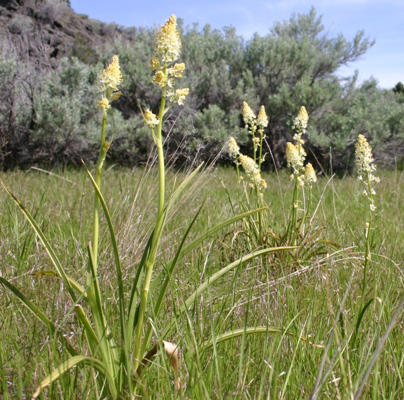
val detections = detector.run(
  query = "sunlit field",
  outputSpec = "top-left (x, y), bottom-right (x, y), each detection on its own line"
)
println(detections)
top-left (1, 13), bottom-right (403, 400)
top-left (1, 167), bottom-right (402, 399)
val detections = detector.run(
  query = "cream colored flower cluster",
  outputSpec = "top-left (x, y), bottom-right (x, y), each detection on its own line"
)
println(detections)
top-left (239, 155), bottom-right (267, 190)
top-left (257, 105), bottom-right (269, 129)
top-left (155, 15), bottom-right (181, 64)
top-left (292, 105), bottom-right (309, 136)
top-left (355, 134), bottom-right (379, 212)
top-left (98, 55), bottom-right (122, 111)
top-left (242, 101), bottom-right (256, 128)
top-left (150, 15), bottom-right (189, 106)
top-left (143, 108), bottom-right (159, 128)
top-left (226, 137), bottom-right (267, 191)
top-left (241, 101), bottom-right (269, 171)
top-left (242, 102), bottom-right (268, 132)
top-left (226, 136), bottom-right (240, 159)
top-left (285, 106), bottom-right (316, 186)
top-left (304, 163), bottom-right (317, 185)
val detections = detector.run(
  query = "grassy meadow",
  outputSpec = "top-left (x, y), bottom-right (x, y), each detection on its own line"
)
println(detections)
top-left (1, 13), bottom-right (403, 400)
top-left (0, 166), bottom-right (403, 399)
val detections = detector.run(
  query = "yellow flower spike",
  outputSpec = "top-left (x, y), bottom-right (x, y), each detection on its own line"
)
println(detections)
top-left (239, 154), bottom-right (266, 191)
top-left (257, 105), bottom-right (269, 128)
top-left (144, 108), bottom-right (159, 128)
top-left (297, 106), bottom-right (309, 124)
top-left (98, 97), bottom-right (110, 111)
top-left (304, 163), bottom-right (317, 185)
top-left (293, 106), bottom-right (309, 133)
top-left (355, 134), bottom-right (379, 212)
top-left (239, 154), bottom-right (258, 175)
top-left (226, 137), bottom-right (240, 159)
top-left (99, 55), bottom-right (122, 93)
top-left (156, 14), bottom-right (181, 64)
top-left (242, 101), bottom-right (256, 126)
top-left (355, 134), bottom-right (376, 178)
top-left (286, 142), bottom-right (303, 171)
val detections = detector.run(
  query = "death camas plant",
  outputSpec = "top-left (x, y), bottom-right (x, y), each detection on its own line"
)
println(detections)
top-left (354, 134), bottom-right (379, 298)
top-left (0, 15), bottom-right (294, 399)
top-left (285, 106), bottom-right (318, 243)
top-left (226, 102), bottom-right (268, 244)
top-left (226, 105), bottom-right (325, 263)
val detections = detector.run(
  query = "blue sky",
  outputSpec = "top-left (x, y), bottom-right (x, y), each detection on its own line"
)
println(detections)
top-left (70, 0), bottom-right (403, 88)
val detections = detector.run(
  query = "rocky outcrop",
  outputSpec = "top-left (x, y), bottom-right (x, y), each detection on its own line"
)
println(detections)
top-left (0, 0), bottom-right (127, 69)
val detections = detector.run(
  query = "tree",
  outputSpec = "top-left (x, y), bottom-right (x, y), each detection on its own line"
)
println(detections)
top-left (1, 7), bottom-right (403, 171)
top-left (393, 82), bottom-right (404, 94)
top-left (244, 7), bottom-right (375, 169)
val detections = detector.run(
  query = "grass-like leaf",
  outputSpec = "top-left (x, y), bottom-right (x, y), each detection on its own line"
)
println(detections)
top-left (32, 355), bottom-right (117, 399)
top-left (0, 277), bottom-right (77, 356)
top-left (0, 179), bottom-right (81, 302)
top-left (184, 246), bottom-right (295, 309)
top-left (200, 326), bottom-right (324, 352)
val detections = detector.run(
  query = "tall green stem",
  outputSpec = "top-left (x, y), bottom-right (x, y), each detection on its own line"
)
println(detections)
top-left (288, 177), bottom-right (299, 244)
top-left (156, 91), bottom-right (167, 217)
top-left (258, 130), bottom-right (264, 171)
top-left (133, 86), bottom-right (167, 373)
top-left (252, 137), bottom-right (257, 164)
top-left (92, 111), bottom-right (108, 271)
top-left (361, 174), bottom-right (373, 299)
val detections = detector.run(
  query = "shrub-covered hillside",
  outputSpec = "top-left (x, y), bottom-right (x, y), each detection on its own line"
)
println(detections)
top-left (0, 1), bottom-right (403, 171)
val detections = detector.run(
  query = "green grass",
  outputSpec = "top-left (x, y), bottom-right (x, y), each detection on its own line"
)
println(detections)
top-left (1, 167), bottom-right (403, 399)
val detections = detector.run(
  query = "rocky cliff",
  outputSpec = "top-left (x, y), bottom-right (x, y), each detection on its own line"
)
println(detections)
top-left (0, 0), bottom-right (130, 69)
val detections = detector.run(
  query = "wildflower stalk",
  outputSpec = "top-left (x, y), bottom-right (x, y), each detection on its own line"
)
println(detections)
top-left (288, 176), bottom-right (299, 243)
top-left (157, 85), bottom-right (167, 216)
top-left (256, 105), bottom-right (268, 171)
top-left (92, 109), bottom-right (108, 269)
top-left (362, 219), bottom-right (371, 298)
top-left (133, 87), bottom-right (167, 373)
top-left (361, 171), bottom-right (375, 299)
top-left (253, 138), bottom-right (258, 164)
top-left (134, 15), bottom-right (188, 374)
top-left (92, 55), bottom-right (122, 269)
top-left (258, 131), bottom-right (264, 171)
top-left (1, 16), bottom-right (304, 399)
top-left (354, 134), bottom-right (379, 300)
top-left (285, 107), bottom-right (316, 244)
top-left (226, 105), bottom-right (269, 245)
